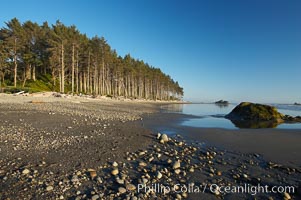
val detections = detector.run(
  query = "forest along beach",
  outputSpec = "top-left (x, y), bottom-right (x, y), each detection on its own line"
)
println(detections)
top-left (1, 1), bottom-right (301, 200)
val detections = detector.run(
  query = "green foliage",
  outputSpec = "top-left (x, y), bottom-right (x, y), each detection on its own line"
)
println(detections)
top-left (3, 87), bottom-right (28, 94)
top-left (25, 74), bottom-right (53, 92)
top-left (0, 18), bottom-right (184, 100)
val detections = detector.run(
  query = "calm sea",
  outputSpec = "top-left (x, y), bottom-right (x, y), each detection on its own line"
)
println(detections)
top-left (161, 103), bottom-right (301, 129)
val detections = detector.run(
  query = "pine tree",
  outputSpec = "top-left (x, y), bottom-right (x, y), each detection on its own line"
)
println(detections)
top-left (0, 18), bottom-right (183, 100)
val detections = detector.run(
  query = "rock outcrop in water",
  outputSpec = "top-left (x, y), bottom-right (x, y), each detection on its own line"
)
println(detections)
top-left (215, 100), bottom-right (229, 105)
top-left (226, 102), bottom-right (284, 122)
top-left (225, 102), bottom-right (301, 128)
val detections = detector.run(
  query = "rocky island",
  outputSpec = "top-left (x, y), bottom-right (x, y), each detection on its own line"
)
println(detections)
top-left (225, 102), bottom-right (301, 128)
top-left (214, 100), bottom-right (229, 105)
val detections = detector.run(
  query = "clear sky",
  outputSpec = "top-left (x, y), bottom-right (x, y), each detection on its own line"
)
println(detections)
top-left (1, 0), bottom-right (301, 103)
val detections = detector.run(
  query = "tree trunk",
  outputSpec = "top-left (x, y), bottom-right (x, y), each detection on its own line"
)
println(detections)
top-left (94, 62), bottom-right (98, 95)
top-left (76, 50), bottom-right (79, 93)
top-left (59, 72), bottom-right (62, 92)
top-left (14, 37), bottom-right (17, 88)
top-left (83, 72), bottom-right (86, 93)
top-left (0, 73), bottom-right (2, 92)
top-left (22, 64), bottom-right (31, 87)
top-left (87, 51), bottom-right (90, 94)
top-left (71, 43), bottom-right (75, 94)
top-left (51, 68), bottom-right (56, 91)
top-left (32, 65), bottom-right (36, 81)
top-left (79, 72), bottom-right (82, 93)
top-left (102, 57), bottom-right (105, 95)
top-left (61, 43), bottom-right (65, 93)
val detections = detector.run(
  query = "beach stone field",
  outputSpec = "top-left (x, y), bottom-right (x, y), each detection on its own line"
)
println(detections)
top-left (0, 93), bottom-right (300, 200)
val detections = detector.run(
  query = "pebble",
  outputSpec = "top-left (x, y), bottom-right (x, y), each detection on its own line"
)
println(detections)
top-left (116, 177), bottom-right (124, 185)
top-left (112, 161), bottom-right (118, 167)
top-left (126, 183), bottom-right (136, 191)
top-left (157, 171), bottom-right (163, 179)
top-left (71, 175), bottom-right (79, 183)
top-left (118, 187), bottom-right (127, 194)
top-left (138, 151), bottom-right (146, 156)
top-left (142, 178), bottom-right (148, 184)
top-left (139, 162), bottom-right (147, 167)
top-left (91, 195), bottom-right (99, 200)
top-left (160, 134), bottom-right (169, 143)
top-left (96, 177), bottom-right (103, 184)
top-left (46, 185), bottom-right (53, 191)
top-left (22, 169), bottom-right (30, 175)
top-left (284, 192), bottom-right (291, 200)
top-left (111, 169), bottom-right (119, 176)
top-left (212, 186), bottom-right (220, 195)
top-left (88, 169), bottom-right (97, 179)
top-left (173, 161), bottom-right (181, 169)
top-left (148, 157), bottom-right (154, 162)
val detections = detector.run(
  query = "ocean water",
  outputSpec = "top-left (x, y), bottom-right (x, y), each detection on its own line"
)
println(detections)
top-left (161, 103), bottom-right (301, 129)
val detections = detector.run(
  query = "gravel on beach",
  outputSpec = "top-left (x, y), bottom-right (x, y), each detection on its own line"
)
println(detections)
top-left (0, 93), bottom-right (300, 200)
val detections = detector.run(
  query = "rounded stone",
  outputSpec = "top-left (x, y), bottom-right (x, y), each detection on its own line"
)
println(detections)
top-left (157, 171), bottom-right (163, 179)
top-left (126, 183), bottom-right (136, 191)
top-left (139, 162), bottom-right (147, 167)
top-left (91, 195), bottom-right (99, 200)
top-left (160, 134), bottom-right (169, 142)
top-left (46, 185), bottom-right (53, 191)
top-left (118, 187), bottom-right (127, 194)
top-left (22, 169), bottom-right (30, 175)
top-left (88, 170), bottom-right (97, 179)
top-left (112, 162), bottom-right (118, 167)
top-left (284, 192), bottom-right (291, 200)
top-left (173, 161), bottom-right (181, 169)
top-left (111, 169), bottom-right (119, 176)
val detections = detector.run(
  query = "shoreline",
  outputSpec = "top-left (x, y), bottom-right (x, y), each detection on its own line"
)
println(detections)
top-left (0, 94), bottom-right (300, 199)
top-left (0, 92), bottom-right (188, 104)
top-left (142, 111), bottom-right (301, 167)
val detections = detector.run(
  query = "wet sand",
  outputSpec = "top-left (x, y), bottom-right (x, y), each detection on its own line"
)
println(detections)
top-left (185, 128), bottom-right (301, 167)
top-left (143, 112), bottom-right (301, 167)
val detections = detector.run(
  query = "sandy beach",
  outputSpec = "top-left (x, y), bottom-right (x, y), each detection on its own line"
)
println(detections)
top-left (0, 94), bottom-right (300, 200)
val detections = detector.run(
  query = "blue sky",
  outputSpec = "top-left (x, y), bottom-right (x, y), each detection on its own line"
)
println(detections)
top-left (1, 0), bottom-right (301, 103)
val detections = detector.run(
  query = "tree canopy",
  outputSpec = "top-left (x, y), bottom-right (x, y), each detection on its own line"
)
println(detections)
top-left (0, 18), bottom-right (183, 100)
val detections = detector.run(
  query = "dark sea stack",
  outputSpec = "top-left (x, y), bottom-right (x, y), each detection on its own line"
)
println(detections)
top-left (215, 100), bottom-right (229, 105)
top-left (225, 102), bottom-right (284, 122)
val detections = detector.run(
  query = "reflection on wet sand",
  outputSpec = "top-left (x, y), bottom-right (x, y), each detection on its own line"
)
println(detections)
top-left (228, 119), bottom-right (279, 128)
top-left (161, 104), bottom-right (184, 113)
